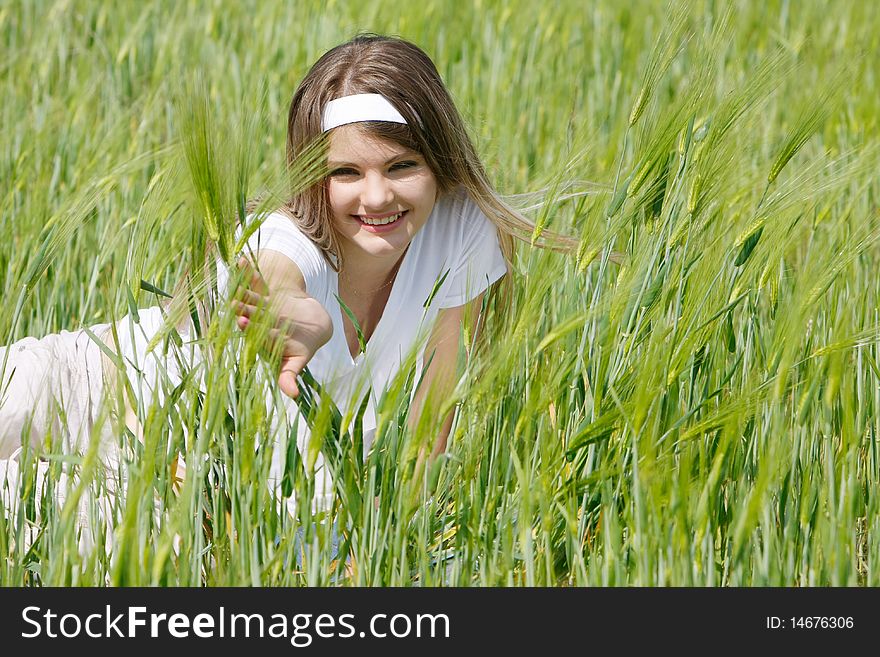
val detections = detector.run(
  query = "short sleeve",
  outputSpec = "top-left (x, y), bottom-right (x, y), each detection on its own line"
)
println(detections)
top-left (216, 212), bottom-right (330, 300)
top-left (437, 198), bottom-right (508, 309)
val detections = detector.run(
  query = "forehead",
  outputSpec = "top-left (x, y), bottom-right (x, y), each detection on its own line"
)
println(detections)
top-left (327, 124), bottom-right (413, 163)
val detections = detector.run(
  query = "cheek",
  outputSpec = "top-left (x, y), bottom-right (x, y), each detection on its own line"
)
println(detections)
top-left (327, 183), bottom-right (351, 217)
top-left (412, 177), bottom-right (438, 209)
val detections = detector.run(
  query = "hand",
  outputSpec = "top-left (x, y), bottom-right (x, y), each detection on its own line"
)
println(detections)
top-left (231, 256), bottom-right (332, 398)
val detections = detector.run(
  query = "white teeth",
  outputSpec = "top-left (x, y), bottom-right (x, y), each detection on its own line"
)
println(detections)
top-left (359, 211), bottom-right (403, 226)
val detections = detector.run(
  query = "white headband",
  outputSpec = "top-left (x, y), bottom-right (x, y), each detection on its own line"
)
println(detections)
top-left (321, 93), bottom-right (409, 132)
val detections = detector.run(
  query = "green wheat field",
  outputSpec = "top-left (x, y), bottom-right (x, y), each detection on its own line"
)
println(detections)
top-left (1, 0), bottom-right (879, 586)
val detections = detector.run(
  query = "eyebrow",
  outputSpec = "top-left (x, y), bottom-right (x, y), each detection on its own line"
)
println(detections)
top-left (327, 152), bottom-right (420, 168)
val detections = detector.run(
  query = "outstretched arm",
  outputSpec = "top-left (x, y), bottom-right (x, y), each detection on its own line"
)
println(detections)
top-left (231, 251), bottom-right (333, 398)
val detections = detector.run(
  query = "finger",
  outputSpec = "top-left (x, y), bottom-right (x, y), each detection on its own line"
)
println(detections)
top-left (278, 355), bottom-right (309, 399)
top-left (234, 288), bottom-right (266, 307)
top-left (231, 299), bottom-right (258, 318)
top-left (278, 369), bottom-right (299, 399)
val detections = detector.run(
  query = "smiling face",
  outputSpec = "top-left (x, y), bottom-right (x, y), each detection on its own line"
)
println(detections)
top-left (326, 124), bottom-right (438, 269)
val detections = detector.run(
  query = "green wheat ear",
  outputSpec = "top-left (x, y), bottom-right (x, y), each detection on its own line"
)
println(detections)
top-left (767, 68), bottom-right (850, 185)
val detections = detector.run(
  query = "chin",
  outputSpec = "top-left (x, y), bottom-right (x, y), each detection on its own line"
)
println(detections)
top-left (355, 227), bottom-right (419, 256)
top-left (359, 239), bottom-right (411, 259)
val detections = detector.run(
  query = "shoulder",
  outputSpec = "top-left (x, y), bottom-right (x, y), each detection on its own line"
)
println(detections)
top-left (246, 210), bottom-right (318, 245)
top-left (420, 189), bottom-right (506, 310)
top-left (435, 187), bottom-right (484, 219)
top-left (244, 211), bottom-right (324, 258)
top-left (426, 188), bottom-right (498, 242)
top-left (242, 210), bottom-right (331, 298)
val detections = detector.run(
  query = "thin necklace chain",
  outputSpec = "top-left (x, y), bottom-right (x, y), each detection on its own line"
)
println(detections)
top-left (342, 275), bottom-right (394, 296)
top-left (340, 253), bottom-right (405, 297)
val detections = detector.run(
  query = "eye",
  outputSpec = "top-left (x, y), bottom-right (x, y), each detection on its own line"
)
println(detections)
top-left (329, 167), bottom-right (358, 177)
top-left (389, 160), bottom-right (419, 172)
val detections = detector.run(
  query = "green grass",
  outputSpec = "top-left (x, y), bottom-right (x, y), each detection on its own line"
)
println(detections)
top-left (1, 0), bottom-right (879, 585)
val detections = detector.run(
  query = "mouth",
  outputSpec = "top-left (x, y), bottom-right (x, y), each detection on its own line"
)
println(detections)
top-left (353, 210), bottom-right (408, 228)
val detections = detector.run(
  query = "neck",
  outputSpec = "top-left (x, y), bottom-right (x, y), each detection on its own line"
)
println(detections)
top-left (339, 249), bottom-right (407, 294)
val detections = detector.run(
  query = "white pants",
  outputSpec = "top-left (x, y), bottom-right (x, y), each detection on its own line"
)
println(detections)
top-left (0, 324), bottom-right (120, 555)
top-left (0, 308), bottom-right (340, 552)
top-left (0, 308), bottom-right (195, 474)
top-left (0, 325), bottom-right (111, 459)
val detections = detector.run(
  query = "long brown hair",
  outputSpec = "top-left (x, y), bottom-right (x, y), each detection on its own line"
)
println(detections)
top-left (280, 34), bottom-right (576, 273)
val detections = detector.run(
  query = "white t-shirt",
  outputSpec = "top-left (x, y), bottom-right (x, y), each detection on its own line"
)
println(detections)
top-left (226, 189), bottom-right (506, 414)
top-left (121, 189), bottom-right (506, 509)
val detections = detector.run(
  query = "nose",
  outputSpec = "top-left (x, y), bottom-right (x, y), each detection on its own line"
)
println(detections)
top-left (360, 171), bottom-right (394, 211)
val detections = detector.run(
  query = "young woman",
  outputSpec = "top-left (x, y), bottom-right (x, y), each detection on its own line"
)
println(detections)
top-left (0, 35), bottom-right (569, 516)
